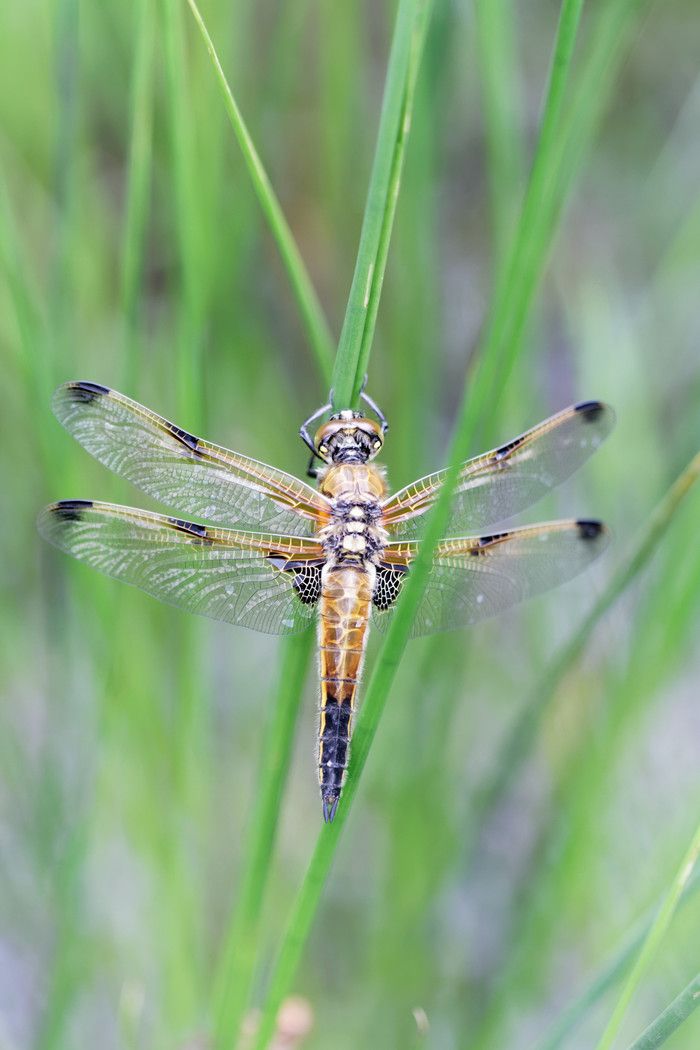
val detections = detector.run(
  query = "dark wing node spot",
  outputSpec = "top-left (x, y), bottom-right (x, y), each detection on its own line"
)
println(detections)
top-left (169, 425), bottom-right (200, 452)
top-left (69, 381), bottom-right (110, 402)
top-left (494, 435), bottom-right (525, 461)
top-left (168, 517), bottom-right (208, 537)
top-left (373, 563), bottom-right (408, 610)
top-left (574, 400), bottom-right (604, 423)
top-left (576, 519), bottom-right (604, 540)
top-left (54, 499), bottom-right (93, 521)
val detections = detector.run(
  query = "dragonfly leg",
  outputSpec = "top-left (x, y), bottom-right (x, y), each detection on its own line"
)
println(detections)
top-left (360, 388), bottom-right (389, 434)
top-left (299, 398), bottom-right (332, 458)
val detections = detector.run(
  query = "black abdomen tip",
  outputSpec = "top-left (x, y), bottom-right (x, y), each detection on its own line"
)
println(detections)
top-left (54, 499), bottom-right (93, 521)
top-left (574, 400), bottom-right (604, 422)
top-left (576, 519), bottom-right (604, 540)
top-left (69, 381), bottom-right (110, 402)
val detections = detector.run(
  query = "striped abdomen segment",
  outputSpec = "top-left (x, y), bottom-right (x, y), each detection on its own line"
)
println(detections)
top-left (318, 565), bottom-right (373, 822)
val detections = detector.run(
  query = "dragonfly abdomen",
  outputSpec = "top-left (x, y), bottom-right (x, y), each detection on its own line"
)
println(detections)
top-left (317, 564), bottom-right (374, 822)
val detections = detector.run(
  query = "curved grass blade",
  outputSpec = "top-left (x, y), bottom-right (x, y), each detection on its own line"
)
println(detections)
top-left (594, 819), bottom-right (700, 1050)
top-left (625, 972), bottom-right (700, 1050)
top-left (185, 0), bottom-right (334, 384)
top-left (473, 448), bottom-right (700, 825)
top-left (211, 629), bottom-right (314, 1050)
top-left (534, 868), bottom-right (700, 1050)
top-left (121, 0), bottom-right (156, 393)
top-left (331, 0), bottom-right (432, 409)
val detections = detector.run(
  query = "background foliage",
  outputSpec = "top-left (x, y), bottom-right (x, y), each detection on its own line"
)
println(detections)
top-left (1, 1), bottom-right (699, 1048)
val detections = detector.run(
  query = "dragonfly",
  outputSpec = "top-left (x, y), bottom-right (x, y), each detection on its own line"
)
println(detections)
top-left (38, 381), bottom-right (614, 821)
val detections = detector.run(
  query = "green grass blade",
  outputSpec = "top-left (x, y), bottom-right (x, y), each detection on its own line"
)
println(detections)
top-left (161, 0), bottom-right (205, 424)
top-left (594, 820), bottom-right (700, 1050)
top-left (474, 448), bottom-right (700, 824)
top-left (211, 629), bottom-right (314, 1050)
top-left (121, 0), bottom-right (156, 393)
top-left (534, 869), bottom-right (700, 1050)
top-left (247, 6), bottom-right (588, 1044)
top-left (185, 0), bottom-right (334, 384)
top-left (474, 0), bottom-right (524, 269)
top-left (625, 972), bottom-right (700, 1050)
top-left (331, 0), bottom-right (432, 409)
top-left (460, 0), bottom-right (585, 448)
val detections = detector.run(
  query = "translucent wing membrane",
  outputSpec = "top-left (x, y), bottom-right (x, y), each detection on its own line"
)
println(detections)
top-left (52, 382), bottom-right (329, 535)
top-left (38, 500), bottom-right (324, 634)
top-left (372, 519), bottom-right (610, 637)
top-left (382, 401), bottom-right (614, 538)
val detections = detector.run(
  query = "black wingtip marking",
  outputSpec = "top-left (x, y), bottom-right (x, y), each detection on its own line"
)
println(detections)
top-left (168, 517), bottom-right (208, 537)
top-left (170, 425), bottom-right (200, 452)
top-left (68, 381), bottom-right (111, 402)
top-left (575, 400), bottom-right (605, 423)
top-left (54, 499), bottom-right (94, 521)
top-left (577, 519), bottom-right (604, 540)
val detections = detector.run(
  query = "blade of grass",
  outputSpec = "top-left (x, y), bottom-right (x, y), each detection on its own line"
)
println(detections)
top-left (478, 0), bottom-right (654, 444)
top-left (625, 972), bottom-right (700, 1050)
top-left (331, 0), bottom-right (432, 409)
top-left (121, 0), bottom-right (156, 393)
top-left (474, 0), bottom-right (524, 270)
top-left (534, 869), bottom-right (700, 1050)
top-left (161, 0), bottom-right (205, 424)
top-left (211, 628), bottom-right (315, 1050)
top-left (594, 819), bottom-right (700, 1050)
top-left (185, 0), bottom-right (334, 385)
top-left (247, 3), bottom-right (434, 1047)
top-left (473, 448), bottom-right (700, 824)
top-left (249, 2), bottom-right (586, 1042)
top-left (460, 0), bottom-right (585, 448)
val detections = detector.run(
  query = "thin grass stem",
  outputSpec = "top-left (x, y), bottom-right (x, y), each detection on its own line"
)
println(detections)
top-left (625, 972), bottom-right (700, 1050)
top-left (121, 0), bottom-right (156, 394)
top-left (211, 629), bottom-right (315, 1050)
top-left (331, 0), bottom-right (432, 409)
top-left (594, 819), bottom-right (700, 1050)
top-left (185, 0), bottom-right (334, 384)
top-left (534, 869), bottom-right (700, 1050)
top-left (473, 448), bottom-right (700, 824)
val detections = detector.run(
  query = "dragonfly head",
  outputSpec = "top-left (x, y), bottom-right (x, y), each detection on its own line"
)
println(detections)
top-left (314, 410), bottom-right (384, 464)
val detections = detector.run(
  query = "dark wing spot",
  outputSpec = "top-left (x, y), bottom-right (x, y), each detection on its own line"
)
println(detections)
top-left (168, 517), bottom-right (208, 537)
top-left (467, 531), bottom-right (511, 555)
top-left (373, 563), bottom-right (408, 610)
top-left (169, 425), bottom-right (200, 453)
top-left (493, 435), bottom-right (526, 461)
top-left (574, 400), bottom-right (605, 423)
top-left (68, 381), bottom-right (110, 402)
top-left (54, 499), bottom-right (94, 521)
top-left (576, 519), bottom-right (604, 540)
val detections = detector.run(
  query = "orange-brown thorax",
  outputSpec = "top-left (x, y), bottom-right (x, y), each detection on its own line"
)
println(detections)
top-left (318, 463), bottom-right (387, 502)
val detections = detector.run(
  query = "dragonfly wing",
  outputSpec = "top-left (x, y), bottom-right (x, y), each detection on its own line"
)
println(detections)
top-left (381, 401), bottom-right (614, 538)
top-left (52, 382), bottom-right (329, 535)
top-left (38, 500), bottom-right (324, 634)
top-left (372, 519), bottom-right (610, 637)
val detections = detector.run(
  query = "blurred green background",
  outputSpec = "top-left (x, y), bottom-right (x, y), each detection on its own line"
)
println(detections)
top-left (1, 1), bottom-right (700, 1048)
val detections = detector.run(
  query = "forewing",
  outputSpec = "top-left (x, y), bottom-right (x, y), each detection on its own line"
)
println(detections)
top-left (38, 500), bottom-right (324, 634)
top-left (52, 382), bottom-right (329, 535)
top-left (372, 519), bottom-right (610, 637)
top-left (382, 401), bottom-right (614, 538)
